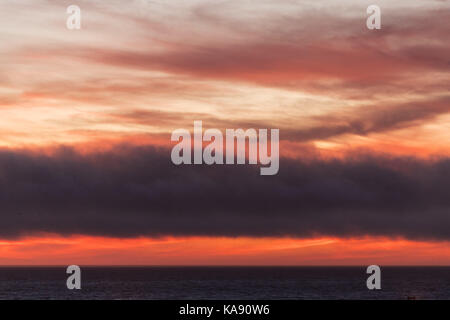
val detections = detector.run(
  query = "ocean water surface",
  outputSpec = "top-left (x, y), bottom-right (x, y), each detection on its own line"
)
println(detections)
top-left (0, 266), bottom-right (448, 300)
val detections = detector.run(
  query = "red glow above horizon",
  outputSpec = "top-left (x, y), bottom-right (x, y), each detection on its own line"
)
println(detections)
top-left (1, 235), bottom-right (449, 266)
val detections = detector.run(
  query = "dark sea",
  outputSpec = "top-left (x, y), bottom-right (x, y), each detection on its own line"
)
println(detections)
top-left (0, 266), bottom-right (449, 300)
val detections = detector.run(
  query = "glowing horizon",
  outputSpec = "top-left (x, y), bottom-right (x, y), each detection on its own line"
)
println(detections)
top-left (1, 235), bottom-right (450, 266)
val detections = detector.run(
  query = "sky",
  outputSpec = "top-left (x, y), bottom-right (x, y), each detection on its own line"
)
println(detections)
top-left (0, 0), bottom-right (449, 265)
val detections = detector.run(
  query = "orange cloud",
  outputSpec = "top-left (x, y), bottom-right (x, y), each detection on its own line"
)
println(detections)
top-left (0, 235), bottom-right (449, 266)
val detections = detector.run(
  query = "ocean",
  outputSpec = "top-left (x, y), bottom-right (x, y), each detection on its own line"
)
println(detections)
top-left (0, 266), bottom-right (448, 300)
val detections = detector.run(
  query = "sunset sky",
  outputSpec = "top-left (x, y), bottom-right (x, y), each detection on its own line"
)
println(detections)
top-left (0, 0), bottom-right (449, 265)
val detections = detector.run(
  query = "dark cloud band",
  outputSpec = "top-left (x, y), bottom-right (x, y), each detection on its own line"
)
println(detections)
top-left (0, 145), bottom-right (449, 240)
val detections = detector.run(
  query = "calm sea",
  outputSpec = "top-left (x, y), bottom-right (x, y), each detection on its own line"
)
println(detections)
top-left (0, 266), bottom-right (448, 300)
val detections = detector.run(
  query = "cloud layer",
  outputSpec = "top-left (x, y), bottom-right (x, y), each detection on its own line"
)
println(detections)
top-left (1, 0), bottom-right (449, 150)
top-left (1, 145), bottom-right (449, 240)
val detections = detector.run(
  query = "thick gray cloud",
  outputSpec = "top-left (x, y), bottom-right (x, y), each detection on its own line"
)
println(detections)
top-left (0, 145), bottom-right (449, 240)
